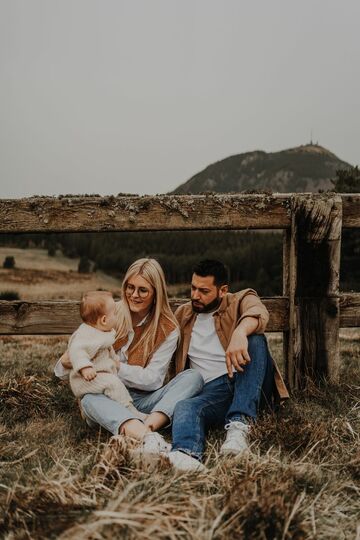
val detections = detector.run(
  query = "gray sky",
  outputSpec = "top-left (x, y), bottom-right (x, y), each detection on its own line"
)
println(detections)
top-left (1, 0), bottom-right (359, 198)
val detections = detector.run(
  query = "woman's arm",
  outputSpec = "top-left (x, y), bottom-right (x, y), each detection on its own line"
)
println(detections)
top-left (118, 328), bottom-right (179, 392)
top-left (53, 351), bottom-right (72, 380)
top-left (54, 341), bottom-right (93, 380)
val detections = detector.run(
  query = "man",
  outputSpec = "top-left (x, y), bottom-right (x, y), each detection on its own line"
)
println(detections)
top-left (168, 259), bottom-right (288, 472)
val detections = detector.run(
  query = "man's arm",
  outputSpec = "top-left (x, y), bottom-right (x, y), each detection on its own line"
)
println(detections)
top-left (225, 292), bottom-right (269, 378)
top-left (225, 317), bottom-right (259, 377)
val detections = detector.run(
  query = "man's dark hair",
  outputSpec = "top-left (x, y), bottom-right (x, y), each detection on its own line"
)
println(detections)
top-left (192, 259), bottom-right (229, 287)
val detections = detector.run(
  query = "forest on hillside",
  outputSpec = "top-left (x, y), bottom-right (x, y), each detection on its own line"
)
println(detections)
top-left (0, 230), bottom-right (283, 296)
top-left (1, 168), bottom-right (359, 295)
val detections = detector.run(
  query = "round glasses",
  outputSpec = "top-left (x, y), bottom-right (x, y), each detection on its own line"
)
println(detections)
top-left (125, 283), bottom-right (151, 299)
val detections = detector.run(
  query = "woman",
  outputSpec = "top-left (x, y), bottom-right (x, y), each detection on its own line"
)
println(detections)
top-left (54, 258), bottom-right (203, 454)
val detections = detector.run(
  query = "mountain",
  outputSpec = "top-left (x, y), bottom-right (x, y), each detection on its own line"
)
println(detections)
top-left (171, 144), bottom-right (352, 194)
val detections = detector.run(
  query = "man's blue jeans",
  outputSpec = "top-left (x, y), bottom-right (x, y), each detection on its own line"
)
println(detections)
top-left (171, 334), bottom-right (274, 460)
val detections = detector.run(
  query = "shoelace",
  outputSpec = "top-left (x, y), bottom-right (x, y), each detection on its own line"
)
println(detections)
top-left (224, 421), bottom-right (249, 432)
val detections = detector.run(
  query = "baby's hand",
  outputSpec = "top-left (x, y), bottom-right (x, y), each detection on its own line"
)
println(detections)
top-left (80, 367), bottom-right (97, 381)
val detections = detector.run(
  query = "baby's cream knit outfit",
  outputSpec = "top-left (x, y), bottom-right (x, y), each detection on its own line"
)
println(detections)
top-left (69, 323), bottom-right (146, 420)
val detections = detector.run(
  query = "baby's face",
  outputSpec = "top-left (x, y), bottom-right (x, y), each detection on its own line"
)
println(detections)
top-left (101, 297), bottom-right (117, 331)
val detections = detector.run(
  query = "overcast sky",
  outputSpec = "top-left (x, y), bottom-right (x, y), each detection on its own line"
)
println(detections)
top-left (0, 0), bottom-right (359, 198)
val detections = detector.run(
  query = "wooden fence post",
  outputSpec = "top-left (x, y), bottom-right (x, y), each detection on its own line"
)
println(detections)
top-left (283, 213), bottom-right (296, 388)
top-left (284, 194), bottom-right (342, 389)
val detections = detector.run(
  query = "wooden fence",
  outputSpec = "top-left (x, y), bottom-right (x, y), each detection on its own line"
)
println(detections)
top-left (1, 193), bottom-right (359, 390)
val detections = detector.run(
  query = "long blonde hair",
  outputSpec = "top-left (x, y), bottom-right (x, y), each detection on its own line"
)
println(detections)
top-left (118, 258), bottom-right (178, 361)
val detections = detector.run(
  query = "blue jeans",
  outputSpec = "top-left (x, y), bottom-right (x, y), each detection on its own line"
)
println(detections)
top-left (171, 335), bottom-right (274, 459)
top-left (81, 369), bottom-right (204, 436)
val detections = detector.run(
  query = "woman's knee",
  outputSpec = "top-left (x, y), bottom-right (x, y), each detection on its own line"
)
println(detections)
top-left (80, 393), bottom-right (92, 410)
top-left (80, 393), bottom-right (111, 418)
top-left (80, 394), bottom-right (99, 424)
top-left (180, 369), bottom-right (204, 393)
top-left (80, 393), bottom-right (103, 419)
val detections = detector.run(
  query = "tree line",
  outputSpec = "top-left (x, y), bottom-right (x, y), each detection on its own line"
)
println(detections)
top-left (1, 168), bottom-right (358, 295)
top-left (0, 229), bottom-right (283, 296)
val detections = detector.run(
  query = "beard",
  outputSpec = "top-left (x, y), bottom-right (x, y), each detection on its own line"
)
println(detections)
top-left (191, 295), bottom-right (222, 314)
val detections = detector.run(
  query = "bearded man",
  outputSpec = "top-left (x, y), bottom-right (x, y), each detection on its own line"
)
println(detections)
top-left (168, 259), bottom-right (288, 472)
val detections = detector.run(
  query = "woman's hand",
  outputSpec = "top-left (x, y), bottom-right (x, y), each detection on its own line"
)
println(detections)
top-left (60, 350), bottom-right (73, 370)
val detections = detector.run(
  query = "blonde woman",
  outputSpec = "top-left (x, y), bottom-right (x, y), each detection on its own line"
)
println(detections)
top-left (55, 258), bottom-right (204, 455)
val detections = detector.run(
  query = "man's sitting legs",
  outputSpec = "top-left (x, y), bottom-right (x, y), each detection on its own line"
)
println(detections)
top-left (221, 334), bottom-right (274, 455)
top-left (170, 374), bottom-right (233, 469)
top-left (169, 335), bottom-right (275, 469)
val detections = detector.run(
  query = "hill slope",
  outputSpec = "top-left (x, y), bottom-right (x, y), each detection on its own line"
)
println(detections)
top-left (0, 247), bottom-right (121, 300)
top-left (172, 144), bottom-right (352, 194)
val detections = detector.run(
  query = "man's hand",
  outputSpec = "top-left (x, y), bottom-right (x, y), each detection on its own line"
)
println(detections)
top-left (79, 366), bottom-right (97, 381)
top-left (60, 350), bottom-right (73, 370)
top-left (225, 327), bottom-right (251, 378)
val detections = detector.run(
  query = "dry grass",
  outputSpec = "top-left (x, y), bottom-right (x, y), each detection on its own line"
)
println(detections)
top-left (0, 335), bottom-right (359, 539)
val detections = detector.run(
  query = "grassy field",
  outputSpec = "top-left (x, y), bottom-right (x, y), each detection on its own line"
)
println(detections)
top-left (0, 334), bottom-right (359, 539)
top-left (0, 248), bottom-right (359, 538)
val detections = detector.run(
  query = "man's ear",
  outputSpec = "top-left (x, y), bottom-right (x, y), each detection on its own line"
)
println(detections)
top-left (219, 284), bottom-right (228, 297)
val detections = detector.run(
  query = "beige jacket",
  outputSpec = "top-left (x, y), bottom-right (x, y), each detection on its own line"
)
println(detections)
top-left (174, 288), bottom-right (289, 400)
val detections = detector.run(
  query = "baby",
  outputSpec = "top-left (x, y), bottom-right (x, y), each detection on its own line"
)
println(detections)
top-left (68, 290), bottom-right (146, 421)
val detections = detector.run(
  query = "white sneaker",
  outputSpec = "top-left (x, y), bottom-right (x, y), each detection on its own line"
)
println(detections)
top-left (220, 421), bottom-right (250, 456)
top-left (168, 450), bottom-right (206, 472)
top-left (142, 432), bottom-right (171, 455)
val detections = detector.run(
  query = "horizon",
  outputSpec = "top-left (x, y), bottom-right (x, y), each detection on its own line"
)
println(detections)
top-left (1, 141), bottom-right (355, 199)
top-left (1, 1), bottom-right (359, 198)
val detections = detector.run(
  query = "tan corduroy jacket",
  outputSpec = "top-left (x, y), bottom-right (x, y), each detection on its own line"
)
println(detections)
top-left (174, 288), bottom-right (289, 400)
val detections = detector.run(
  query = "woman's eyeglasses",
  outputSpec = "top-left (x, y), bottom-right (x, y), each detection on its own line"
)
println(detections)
top-left (125, 283), bottom-right (151, 299)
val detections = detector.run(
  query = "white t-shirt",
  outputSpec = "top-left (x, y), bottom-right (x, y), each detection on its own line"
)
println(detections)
top-left (188, 312), bottom-right (233, 384)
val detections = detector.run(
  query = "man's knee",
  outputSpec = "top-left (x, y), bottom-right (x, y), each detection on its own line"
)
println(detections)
top-left (248, 334), bottom-right (268, 358)
top-left (173, 396), bottom-right (199, 420)
top-left (248, 333), bottom-right (266, 346)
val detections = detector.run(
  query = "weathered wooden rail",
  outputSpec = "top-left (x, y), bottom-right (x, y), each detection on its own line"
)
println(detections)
top-left (1, 193), bottom-right (360, 390)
